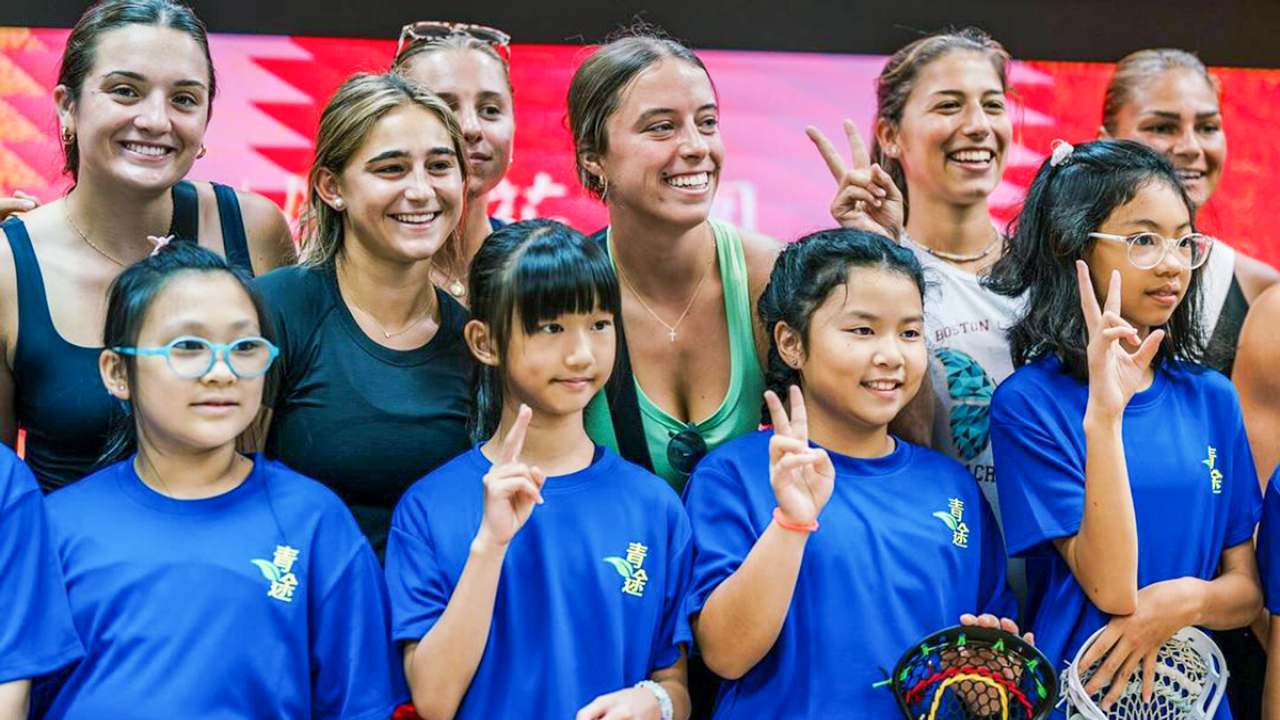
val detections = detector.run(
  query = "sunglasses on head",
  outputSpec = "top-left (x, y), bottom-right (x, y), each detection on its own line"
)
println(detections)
top-left (395, 21), bottom-right (512, 63)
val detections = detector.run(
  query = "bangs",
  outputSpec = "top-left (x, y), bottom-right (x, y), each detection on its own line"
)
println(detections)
top-left (508, 237), bottom-right (621, 335)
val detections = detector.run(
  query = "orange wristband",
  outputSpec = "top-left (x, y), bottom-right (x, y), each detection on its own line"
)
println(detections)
top-left (773, 507), bottom-right (818, 533)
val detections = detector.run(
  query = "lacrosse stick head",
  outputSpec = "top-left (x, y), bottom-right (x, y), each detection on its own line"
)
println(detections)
top-left (1060, 626), bottom-right (1228, 720)
top-left (891, 624), bottom-right (1058, 720)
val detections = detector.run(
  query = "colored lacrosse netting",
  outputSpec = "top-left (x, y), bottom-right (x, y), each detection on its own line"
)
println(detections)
top-left (906, 665), bottom-right (1035, 718)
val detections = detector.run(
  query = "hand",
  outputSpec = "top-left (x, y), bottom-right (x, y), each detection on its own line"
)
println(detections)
top-left (475, 405), bottom-right (546, 549)
top-left (1078, 579), bottom-right (1198, 709)
top-left (1076, 261), bottom-right (1164, 419)
top-left (766, 386), bottom-right (835, 526)
top-left (945, 614), bottom-right (1035, 698)
top-left (575, 686), bottom-right (660, 720)
top-left (0, 191), bottom-right (38, 219)
top-left (806, 120), bottom-right (904, 240)
top-left (959, 613), bottom-right (1034, 646)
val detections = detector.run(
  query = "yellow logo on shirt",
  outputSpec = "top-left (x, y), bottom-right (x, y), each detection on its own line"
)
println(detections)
top-left (1202, 446), bottom-right (1224, 495)
top-left (932, 498), bottom-right (970, 548)
top-left (250, 545), bottom-right (301, 603)
top-left (603, 542), bottom-right (649, 597)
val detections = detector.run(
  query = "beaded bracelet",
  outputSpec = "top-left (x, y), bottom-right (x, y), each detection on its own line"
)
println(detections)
top-left (635, 679), bottom-right (673, 720)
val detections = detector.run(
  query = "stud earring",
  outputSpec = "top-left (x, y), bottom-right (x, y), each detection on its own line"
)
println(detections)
top-left (61, 127), bottom-right (76, 145)
top-left (196, 144), bottom-right (207, 159)
top-left (333, 198), bottom-right (344, 210)
top-left (887, 144), bottom-right (899, 156)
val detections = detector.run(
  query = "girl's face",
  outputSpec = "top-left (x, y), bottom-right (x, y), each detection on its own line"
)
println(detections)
top-left (885, 51), bottom-right (1011, 209)
top-left (326, 105), bottom-right (464, 264)
top-left (591, 58), bottom-right (723, 229)
top-left (1105, 69), bottom-right (1225, 207)
top-left (115, 273), bottom-right (266, 454)
top-left (1084, 181), bottom-right (1194, 335)
top-left (55, 24), bottom-right (211, 191)
top-left (402, 48), bottom-right (514, 200)
top-left (500, 308), bottom-right (616, 420)
top-left (785, 267), bottom-right (927, 434)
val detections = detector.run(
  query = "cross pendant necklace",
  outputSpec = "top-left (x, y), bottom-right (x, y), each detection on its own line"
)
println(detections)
top-left (615, 239), bottom-right (717, 342)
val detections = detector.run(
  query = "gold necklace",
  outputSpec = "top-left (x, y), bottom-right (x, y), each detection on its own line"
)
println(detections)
top-left (63, 198), bottom-right (132, 266)
top-left (338, 262), bottom-right (437, 340)
top-left (614, 238), bottom-right (716, 343)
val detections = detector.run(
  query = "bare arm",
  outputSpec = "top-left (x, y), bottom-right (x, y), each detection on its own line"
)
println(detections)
top-left (575, 649), bottom-right (691, 720)
top-left (238, 191), bottom-right (296, 275)
top-left (1235, 284), bottom-right (1280, 484)
top-left (1187, 542), bottom-right (1264, 631)
top-left (0, 680), bottom-right (29, 720)
top-left (740, 228), bottom-right (784, 375)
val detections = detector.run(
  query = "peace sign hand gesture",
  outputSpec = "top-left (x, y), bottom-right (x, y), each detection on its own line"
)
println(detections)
top-left (476, 405), bottom-right (547, 549)
top-left (806, 120), bottom-right (905, 241)
top-left (766, 386), bottom-right (836, 526)
top-left (1076, 261), bottom-right (1165, 418)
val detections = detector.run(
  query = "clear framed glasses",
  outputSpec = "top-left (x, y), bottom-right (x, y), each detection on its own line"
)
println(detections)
top-left (113, 336), bottom-right (279, 379)
top-left (1088, 231), bottom-right (1214, 270)
top-left (395, 21), bottom-right (512, 62)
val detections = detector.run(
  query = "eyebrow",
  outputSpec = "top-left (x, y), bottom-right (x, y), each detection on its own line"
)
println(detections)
top-left (102, 70), bottom-right (207, 90)
top-left (364, 147), bottom-right (457, 164)
top-left (929, 89), bottom-right (1003, 98)
top-left (163, 318), bottom-right (257, 334)
top-left (1119, 218), bottom-right (1194, 233)
top-left (635, 103), bottom-right (718, 125)
top-left (841, 310), bottom-right (925, 324)
top-left (1147, 110), bottom-right (1220, 121)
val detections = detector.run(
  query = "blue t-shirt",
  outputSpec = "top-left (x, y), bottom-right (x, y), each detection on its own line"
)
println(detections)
top-left (1254, 468), bottom-right (1280, 613)
top-left (39, 455), bottom-right (407, 720)
top-left (0, 445), bottom-right (82, 683)
top-left (386, 445), bottom-right (692, 719)
top-left (681, 430), bottom-right (1013, 719)
top-left (992, 356), bottom-right (1260, 717)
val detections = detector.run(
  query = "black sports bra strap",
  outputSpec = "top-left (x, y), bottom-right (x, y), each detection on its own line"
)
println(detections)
top-left (169, 180), bottom-right (199, 242)
top-left (592, 229), bottom-right (654, 472)
top-left (212, 183), bottom-right (254, 275)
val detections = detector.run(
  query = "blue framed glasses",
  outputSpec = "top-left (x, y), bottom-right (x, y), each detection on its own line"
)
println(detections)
top-left (113, 336), bottom-right (279, 379)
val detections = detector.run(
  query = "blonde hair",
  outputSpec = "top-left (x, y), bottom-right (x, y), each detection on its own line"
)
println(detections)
top-left (1102, 49), bottom-right (1220, 135)
top-left (298, 72), bottom-right (468, 267)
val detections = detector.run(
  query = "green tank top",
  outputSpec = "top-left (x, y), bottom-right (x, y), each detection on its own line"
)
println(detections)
top-left (584, 219), bottom-right (766, 490)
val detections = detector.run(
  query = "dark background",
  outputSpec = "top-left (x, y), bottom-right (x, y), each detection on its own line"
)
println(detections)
top-left (9, 0), bottom-right (1280, 68)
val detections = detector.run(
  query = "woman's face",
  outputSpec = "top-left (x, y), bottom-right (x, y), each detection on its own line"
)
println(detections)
top-left (786, 267), bottom-right (928, 434)
top-left (886, 50), bottom-right (1011, 209)
top-left (402, 48), bottom-right (514, 200)
top-left (1085, 180), bottom-right (1194, 336)
top-left (114, 272), bottom-right (267, 454)
top-left (327, 105), bottom-right (464, 264)
top-left (591, 58), bottom-right (724, 230)
top-left (1105, 69), bottom-right (1226, 207)
top-left (56, 24), bottom-right (212, 192)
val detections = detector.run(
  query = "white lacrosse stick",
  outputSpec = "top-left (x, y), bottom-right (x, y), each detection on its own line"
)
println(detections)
top-left (1060, 626), bottom-right (1227, 720)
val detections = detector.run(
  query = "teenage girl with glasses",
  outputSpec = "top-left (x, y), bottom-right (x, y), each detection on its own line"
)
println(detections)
top-left (986, 139), bottom-right (1262, 712)
top-left (385, 220), bottom-right (692, 720)
top-left (36, 241), bottom-right (404, 719)
top-left (391, 21), bottom-right (515, 306)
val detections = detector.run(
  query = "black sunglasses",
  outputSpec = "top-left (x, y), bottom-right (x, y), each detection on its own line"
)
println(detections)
top-left (667, 423), bottom-right (708, 476)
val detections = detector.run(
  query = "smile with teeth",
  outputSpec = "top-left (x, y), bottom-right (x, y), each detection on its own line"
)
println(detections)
top-left (122, 142), bottom-right (172, 157)
top-left (863, 379), bottom-right (902, 391)
top-left (1177, 169), bottom-right (1206, 180)
top-left (391, 212), bottom-right (438, 224)
top-left (948, 149), bottom-right (995, 163)
top-left (665, 172), bottom-right (710, 189)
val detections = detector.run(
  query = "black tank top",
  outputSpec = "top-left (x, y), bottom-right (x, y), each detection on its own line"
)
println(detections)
top-left (4, 181), bottom-right (255, 491)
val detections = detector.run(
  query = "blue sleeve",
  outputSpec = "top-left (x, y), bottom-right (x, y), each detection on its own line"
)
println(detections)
top-left (990, 409), bottom-right (1085, 558)
top-left (1258, 472), bottom-right (1280, 613)
top-left (310, 540), bottom-right (409, 720)
top-left (0, 456), bottom-right (84, 683)
top-left (975, 491), bottom-right (1017, 620)
top-left (1223, 405), bottom-right (1262, 549)
top-left (678, 458), bottom-right (760, 644)
top-left (385, 497), bottom-right (451, 643)
top-left (652, 501), bottom-right (694, 670)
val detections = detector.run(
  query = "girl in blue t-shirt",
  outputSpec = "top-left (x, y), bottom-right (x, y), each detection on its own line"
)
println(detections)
top-left (38, 242), bottom-right (405, 720)
top-left (385, 219), bottom-right (693, 720)
top-left (682, 228), bottom-right (1019, 719)
top-left (985, 139), bottom-right (1262, 714)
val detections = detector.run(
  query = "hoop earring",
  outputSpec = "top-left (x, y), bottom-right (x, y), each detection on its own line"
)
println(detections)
top-left (599, 175), bottom-right (609, 202)
top-left (196, 144), bottom-right (207, 159)
top-left (61, 127), bottom-right (76, 146)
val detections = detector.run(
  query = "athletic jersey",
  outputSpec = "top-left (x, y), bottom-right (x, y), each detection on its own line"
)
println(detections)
top-left (256, 264), bottom-right (473, 555)
top-left (1258, 469), bottom-right (1280, 614)
top-left (38, 455), bottom-right (406, 720)
top-left (0, 444), bottom-right (82, 684)
top-left (682, 430), bottom-right (1013, 719)
top-left (585, 219), bottom-right (765, 490)
top-left (385, 445), bottom-right (692, 720)
top-left (4, 181), bottom-right (254, 490)
top-left (992, 355), bottom-right (1260, 719)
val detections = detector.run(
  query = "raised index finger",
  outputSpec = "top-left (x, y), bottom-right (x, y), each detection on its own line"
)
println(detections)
top-left (805, 125), bottom-right (849, 183)
top-left (843, 119), bottom-right (871, 168)
top-left (1075, 260), bottom-right (1102, 330)
top-left (499, 404), bottom-right (533, 465)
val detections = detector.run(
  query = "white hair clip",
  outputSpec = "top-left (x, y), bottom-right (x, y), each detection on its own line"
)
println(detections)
top-left (1049, 139), bottom-right (1075, 168)
top-left (147, 234), bottom-right (174, 257)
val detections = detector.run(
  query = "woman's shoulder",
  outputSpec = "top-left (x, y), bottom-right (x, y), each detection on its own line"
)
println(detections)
top-left (253, 263), bottom-right (329, 314)
top-left (732, 225), bottom-right (784, 292)
top-left (189, 182), bottom-right (296, 272)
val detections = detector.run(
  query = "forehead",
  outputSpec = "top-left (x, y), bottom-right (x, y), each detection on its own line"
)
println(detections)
top-left (1105, 181), bottom-right (1191, 227)
top-left (911, 50), bottom-right (1004, 97)
top-left (614, 57), bottom-right (716, 116)
top-left (89, 24), bottom-right (210, 85)
top-left (403, 49), bottom-right (511, 98)
top-left (1125, 69), bottom-right (1219, 114)
top-left (142, 272), bottom-right (258, 333)
top-left (358, 104), bottom-right (452, 155)
top-left (815, 267), bottom-right (923, 319)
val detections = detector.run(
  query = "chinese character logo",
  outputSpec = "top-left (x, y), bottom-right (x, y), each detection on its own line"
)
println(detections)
top-left (1202, 446), bottom-right (1224, 495)
top-left (251, 545), bottom-right (300, 603)
top-left (603, 542), bottom-right (649, 598)
top-left (932, 499), bottom-right (970, 548)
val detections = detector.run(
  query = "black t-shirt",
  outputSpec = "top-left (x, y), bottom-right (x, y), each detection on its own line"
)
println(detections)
top-left (255, 264), bottom-right (473, 549)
